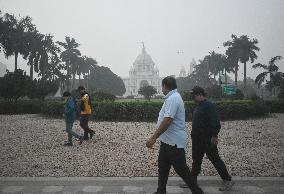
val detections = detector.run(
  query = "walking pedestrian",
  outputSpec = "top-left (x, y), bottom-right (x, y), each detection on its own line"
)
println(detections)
top-left (180, 86), bottom-right (234, 191)
top-left (78, 86), bottom-right (95, 140)
top-left (146, 77), bottom-right (204, 194)
top-left (62, 91), bottom-right (83, 146)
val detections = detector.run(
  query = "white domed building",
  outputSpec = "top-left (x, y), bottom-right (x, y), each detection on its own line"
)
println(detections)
top-left (123, 45), bottom-right (162, 96)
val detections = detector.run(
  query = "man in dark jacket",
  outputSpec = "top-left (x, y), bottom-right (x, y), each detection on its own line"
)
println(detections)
top-left (181, 86), bottom-right (234, 191)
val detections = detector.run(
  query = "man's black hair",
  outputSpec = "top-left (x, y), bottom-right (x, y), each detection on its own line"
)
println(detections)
top-left (162, 76), bottom-right (177, 90)
top-left (78, 86), bottom-right (85, 91)
top-left (190, 86), bottom-right (206, 96)
top-left (62, 91), bottom-right (71, 97)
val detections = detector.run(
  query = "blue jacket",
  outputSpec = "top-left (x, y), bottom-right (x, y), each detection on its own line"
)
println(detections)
top-left (64, 97), bottom-right (77, 122)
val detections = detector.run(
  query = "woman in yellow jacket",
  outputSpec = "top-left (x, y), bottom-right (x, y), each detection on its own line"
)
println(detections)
top-left (78, 86), bottom-right (95, 140)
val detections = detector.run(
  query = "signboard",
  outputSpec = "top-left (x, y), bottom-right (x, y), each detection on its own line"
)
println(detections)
top-left (223, 85), bottom-right (236, 95)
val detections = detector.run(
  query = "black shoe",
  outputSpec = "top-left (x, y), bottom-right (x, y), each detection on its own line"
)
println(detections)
top-left (90, 130), bottom-right (95, 139)
top-left (63, 142), bottom-right (73, 146)
top-left (192, 187), bottom-right (204, 194)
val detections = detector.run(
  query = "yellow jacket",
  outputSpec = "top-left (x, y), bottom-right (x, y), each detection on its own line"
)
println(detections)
top-left (81, 94), bottom-right (92, 115)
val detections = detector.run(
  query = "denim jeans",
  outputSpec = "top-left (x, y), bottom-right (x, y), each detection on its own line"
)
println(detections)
top-left (65, 120), bottom-right (80, 143)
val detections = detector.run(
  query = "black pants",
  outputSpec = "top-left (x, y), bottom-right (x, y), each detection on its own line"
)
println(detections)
top-left (157, 142), bottom-right (202, 194)
top-left (80, 114), bottom-right (93, 138)
top-left (191, 136), bottom-right (231, 181)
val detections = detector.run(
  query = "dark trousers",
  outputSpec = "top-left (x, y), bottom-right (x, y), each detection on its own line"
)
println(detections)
top-left (157, 142), bottom-right (202, 194)
top-left (191, 136), bottom-right (231, 181)
top-left (80, 114), bottom-right (93, 138)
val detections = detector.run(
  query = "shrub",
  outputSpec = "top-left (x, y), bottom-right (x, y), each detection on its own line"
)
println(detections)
top-left (41, 100), bottom-right (65, 117)
top-left (264, 100), bottom-right (284, 113)
top-left (92, 90), bottom-right (116, 101)
top-left (41, 100), bottom-right (270, 121)
top-left (138, 85), bottom-right (157, 100)
top-left (206, 85), bottom-right (222, 99)
top-left (0, 69), bottom-right (32, 101)
top-left (0, 100), bottom-right (42, 114)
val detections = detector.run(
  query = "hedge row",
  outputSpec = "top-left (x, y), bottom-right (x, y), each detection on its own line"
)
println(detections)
top-left (264, 100), bottom-right (284, 113)
top-left (1, 99), bottom-right (283, 121)
top-left (0, 100), bottom-right (42, 114)
top-left (41, 100), bottom-right (272, 121)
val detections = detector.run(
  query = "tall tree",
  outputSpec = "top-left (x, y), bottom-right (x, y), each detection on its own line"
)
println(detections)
top-left (253, 56), bottom-right (283, 96)
top-left (225, 46), bottom-right (239, 86)
top-left (205, 51), bottom-right (230, 85)
top-left (224, 34), bottom-right (260, 92)
top-left (57, 36), bottom-right (81, 91)
top-left (138, 85), bottom-right (157, 100)
top-left (89, 65), bottom-right (126, 96)
top-left (0, 13), bottom-right (35, 71)
top-left (26, 32), bottom-right (60, 80)
top-left (83, 57), bottom-right (97, 89)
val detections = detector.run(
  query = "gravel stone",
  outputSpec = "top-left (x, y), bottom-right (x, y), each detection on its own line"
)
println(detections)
top-left (0, 114), bottom-right (283, 177)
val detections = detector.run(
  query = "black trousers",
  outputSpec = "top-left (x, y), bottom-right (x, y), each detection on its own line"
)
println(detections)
top-left (80, 114), bottom-right (92, 138)
top-left (157, 142), bottom-right (202, 194)
top-left (191, 136), bottom-right (231, 181)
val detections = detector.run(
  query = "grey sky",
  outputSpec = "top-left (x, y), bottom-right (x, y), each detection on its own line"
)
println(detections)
top-left (0, 0), bottom-right (284, 80)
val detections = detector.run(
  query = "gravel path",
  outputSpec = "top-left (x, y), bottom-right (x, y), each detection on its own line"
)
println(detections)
top-left (0, 114), bottom-right (283, 177)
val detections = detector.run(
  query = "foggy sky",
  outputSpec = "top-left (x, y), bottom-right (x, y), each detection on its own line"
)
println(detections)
top-left (0, 0), bottom-right (284, 80)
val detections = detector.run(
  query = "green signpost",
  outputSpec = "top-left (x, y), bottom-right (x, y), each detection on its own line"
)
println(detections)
top-left (223, 85), bottom-right (236, 95)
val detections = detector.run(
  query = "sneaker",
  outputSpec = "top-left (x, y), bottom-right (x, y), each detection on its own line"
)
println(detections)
top-left (219, 180), bottom-right (235, 191)
top-left (63, 142), bottom-right (73, 146)
top-left (76, 136), bottom-right (83, 145)
top-left (90, 130), bottom-right (95, 139)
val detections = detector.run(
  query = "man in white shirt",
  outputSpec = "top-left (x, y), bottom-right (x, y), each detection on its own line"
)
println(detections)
top-left (146, 76), bottom-right (203, 194)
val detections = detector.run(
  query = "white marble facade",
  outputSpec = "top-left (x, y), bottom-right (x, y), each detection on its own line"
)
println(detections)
top-left (0, 62), bottom-right (7, 77)
top-left (123, 46), bottom-right (162, 96)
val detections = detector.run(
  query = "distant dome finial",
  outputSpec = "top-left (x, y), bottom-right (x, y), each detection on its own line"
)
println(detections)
top-left (142, 41), bottom-right (145, 53)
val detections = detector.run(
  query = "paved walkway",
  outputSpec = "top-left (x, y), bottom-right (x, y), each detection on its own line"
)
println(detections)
top-left (0, 177), bottom-right (283, 194)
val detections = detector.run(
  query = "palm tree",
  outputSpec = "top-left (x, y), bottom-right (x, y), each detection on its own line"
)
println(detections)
top-left (205, 51), bottom-right (228, 85)
top-left (225, 46), bottom-right (239, 86)
top-left (253, 56), bottom-right (283, 96)
top-left (224, 34), bottom-right (260, 92)
top-left (57, 36), bottom-right (81, 91)
top-left (84, 57), bottom-right (97, 89)
top-left (0, 13), bottom-right (35, 71)
top-left (26, 33), bottom-right (60, 80)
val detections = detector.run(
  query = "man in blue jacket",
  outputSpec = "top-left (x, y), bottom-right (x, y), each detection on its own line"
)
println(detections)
top-left (63, 91), bottom-right (83, 146)
top-left (180, 86), bottom-right (234, 191)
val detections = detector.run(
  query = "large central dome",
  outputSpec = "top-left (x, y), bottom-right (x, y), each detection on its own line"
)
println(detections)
top-left (133, 47), bottom-right (155, 67)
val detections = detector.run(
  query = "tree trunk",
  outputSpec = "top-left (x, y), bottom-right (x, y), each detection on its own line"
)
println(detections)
top-left (14, 52), bottom-right (18, 71)
top-left (72, 73), bottom-right (76, 90)
top-left (225, 70), bottom-right (227, 86)
top-left (87, 71), bottom-right (89, 90)
top-left (218, 71), bottom-right (221, 85)
top-left (30, 64), bottom-right (34, 80)
top-left (244, 61), bottom-right (247, 97)
top-left (235, 64), bottom-right (238, 86)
